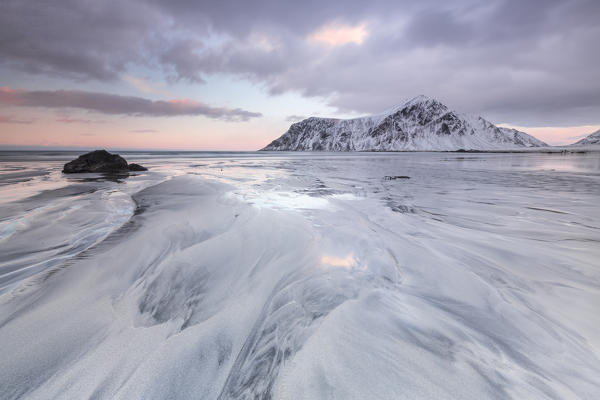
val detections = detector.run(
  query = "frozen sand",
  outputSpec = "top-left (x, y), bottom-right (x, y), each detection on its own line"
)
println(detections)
top-left (0, 152), bottom-right (599, 399)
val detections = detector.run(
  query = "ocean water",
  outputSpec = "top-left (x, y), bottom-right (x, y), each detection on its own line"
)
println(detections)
top-left (0, 151), bottom-right (599, 399)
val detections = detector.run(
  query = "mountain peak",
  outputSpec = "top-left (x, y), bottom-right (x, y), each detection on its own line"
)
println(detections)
top-left (405, 94), bottom-right (434, 105)
top-left (379, 95), bottom-right (445, 117)
top-left (261, 98), bottom-right (547, 151)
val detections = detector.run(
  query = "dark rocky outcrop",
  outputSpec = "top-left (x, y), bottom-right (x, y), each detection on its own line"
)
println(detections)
top-left (62, 150), bottom-right (148, 173)
top-left (127, 163), bottom-right (148, 171)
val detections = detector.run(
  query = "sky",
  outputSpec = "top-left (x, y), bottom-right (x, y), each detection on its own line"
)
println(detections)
top-left (1, 0), bottom-right (599, 150)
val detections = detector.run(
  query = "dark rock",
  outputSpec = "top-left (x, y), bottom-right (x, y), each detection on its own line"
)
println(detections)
top-left (128, 163), bottom-right (148, 171)
top-left (62, 150), bottom-right (147, 173)
top-left (384, 175), bottom-right (410, 180)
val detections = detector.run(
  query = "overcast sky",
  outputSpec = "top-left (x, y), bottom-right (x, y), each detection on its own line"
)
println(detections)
top-left (1, 0), bottom-right (599, 149)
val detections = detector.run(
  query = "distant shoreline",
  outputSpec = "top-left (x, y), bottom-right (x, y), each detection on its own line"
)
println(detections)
top-left (259, 146), bottom-right (600, 154)
top-left (1, 146), bottom-right (599, 156)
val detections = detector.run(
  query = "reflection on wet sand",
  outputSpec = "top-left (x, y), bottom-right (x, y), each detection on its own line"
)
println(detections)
top-left (320, 254), bottom-right (361, 269)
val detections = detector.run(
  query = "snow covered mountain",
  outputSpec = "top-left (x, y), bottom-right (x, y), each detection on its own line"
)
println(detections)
top-left (572, 129), bottom-right (600, 145)
top-left (261, 95), bottom-right (547, 151)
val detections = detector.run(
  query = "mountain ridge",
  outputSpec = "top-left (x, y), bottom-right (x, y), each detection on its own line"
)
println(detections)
top-left (261, 96), bottom-right (548, 151)
top-left (572, 129), bottom-right (600, 146)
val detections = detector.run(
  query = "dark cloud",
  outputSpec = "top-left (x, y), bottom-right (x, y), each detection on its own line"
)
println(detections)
top-left (1, 0), bottom-right (599, 125)
top-left (0, 88), bottom-right (262, 121)
top-left (160, 39), bottom-right (207, 83)
top-left (0, 0), bottom-right (159, 80)
top-left (403, 8), bottom-right (475, 47)
top-left (150, 0), bottom-right (380, 37)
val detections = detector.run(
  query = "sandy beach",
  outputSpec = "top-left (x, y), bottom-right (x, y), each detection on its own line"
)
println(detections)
top-left (1, 151), bottom-right (599, 399)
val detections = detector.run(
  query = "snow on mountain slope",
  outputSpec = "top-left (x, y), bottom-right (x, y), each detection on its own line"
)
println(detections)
top-left (261, 95), bottom-right (547, 151)
top-left (572, 129), bottom-right (600, 145)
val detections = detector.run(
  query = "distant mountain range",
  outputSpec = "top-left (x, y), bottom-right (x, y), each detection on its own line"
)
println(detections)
top-left (572, 129), bottom-right (600, 146)
top-left (261, 95), bottom-right (548, 151)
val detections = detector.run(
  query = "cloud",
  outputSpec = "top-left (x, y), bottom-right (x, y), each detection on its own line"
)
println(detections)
top-left (0, 0), bottom-right (161, 81)
top-left (1, 0), bottom-right (599, 126)
top-left (0, 114), bottom-right (33, 124)
top-left (285, 115), bottom-right (306, 122)
top-left (159, 39), bottom-right (208, 83)
top-left (55, 115), bottom-right (107, 124)
top-left (0, 87), bottom-right (262, 121)
top-left (130, 129), bottom-right (158, 133)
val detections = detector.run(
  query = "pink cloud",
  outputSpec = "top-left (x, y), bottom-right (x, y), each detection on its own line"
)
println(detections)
top-left (55, 115), bottom-right (106, 124)
top-left (0, 87), bottom-right (26, 105)
top-left (0, 87), bottom-right (262, 121)
top-left (0, 114), bottom-right (34, 124)
top-left (0, 86), bottom-right (23, 94)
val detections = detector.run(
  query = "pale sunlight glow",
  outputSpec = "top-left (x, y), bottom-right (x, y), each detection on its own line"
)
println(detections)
top-left (123, 75), bottom-right (172, 97)
top-left (310, 22), bottom-right (368, 46)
